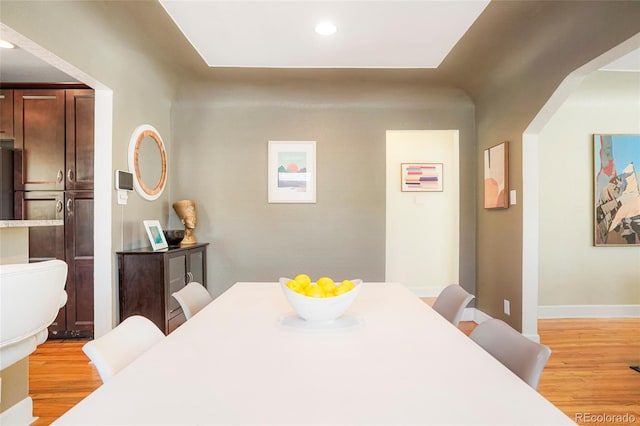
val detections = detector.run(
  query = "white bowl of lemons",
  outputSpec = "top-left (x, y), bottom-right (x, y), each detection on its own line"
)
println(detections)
top-left (280, 274), bottom-right (362, 322)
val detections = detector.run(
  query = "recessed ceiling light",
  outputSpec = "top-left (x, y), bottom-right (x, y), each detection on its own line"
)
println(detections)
top-left (315, 21), bottom-right (337, 36)
top-left (0, 39), bottom-right (15, 49)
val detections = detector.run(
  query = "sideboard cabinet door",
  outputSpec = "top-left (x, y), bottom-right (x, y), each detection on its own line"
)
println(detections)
top-left (117, 243), bottom-right (209, 334)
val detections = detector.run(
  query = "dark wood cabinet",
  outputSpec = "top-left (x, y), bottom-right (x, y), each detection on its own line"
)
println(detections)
top-left (11, 87), bottom-right (95, 338)
top-left (63, 191), bottom-right (94, 334)
top-left (65, 90), bottom-right (94, 191)
top-left (117, 243), bottom-right (209, 335)
top-left (13, 190), bottom-right (94, 338)
top-left (13, 89), bottom-right (66, 191)
top-left (14, 191), bottom-right (65, 262)
top-left (0, 89), bottom-right (14, 139)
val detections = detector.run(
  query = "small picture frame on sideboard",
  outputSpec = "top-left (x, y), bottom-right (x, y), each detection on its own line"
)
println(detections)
top-left (143, 220), bottom-right (168, 251)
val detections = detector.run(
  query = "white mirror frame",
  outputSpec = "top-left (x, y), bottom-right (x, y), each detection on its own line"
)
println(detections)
top-left (128, 124), bottom-right (167, 201)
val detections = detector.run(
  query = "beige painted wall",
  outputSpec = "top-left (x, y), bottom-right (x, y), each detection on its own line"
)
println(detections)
top-left (386, 131), bottom-right (460, 296)
top-left (539, 71), bottom-right (640, 305)
top-left (170, 79), bottom-right (476, 297)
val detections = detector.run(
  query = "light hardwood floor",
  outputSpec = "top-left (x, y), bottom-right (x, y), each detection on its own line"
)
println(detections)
top-left (29, 317), bottom-right (640, 425)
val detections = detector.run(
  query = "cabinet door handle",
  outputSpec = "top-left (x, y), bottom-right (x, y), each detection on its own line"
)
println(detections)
top-left (66, 198), bottom-right (74, 214)
top-left (57, 169), bottom-right (64, 183)
top-left (23, 95), bottom-right (57, 100)
top-left (185, 272), bottom-right (193, 283)
top-left (67, 169), bottom-right (75, 183)
top-left (56, 200), bottom-right (63, 213)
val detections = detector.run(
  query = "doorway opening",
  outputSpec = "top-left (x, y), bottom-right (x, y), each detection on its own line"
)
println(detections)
top-left (385, 130), bottom-right (460, 296)
top-left (1, 23), bottom-right (114, 337)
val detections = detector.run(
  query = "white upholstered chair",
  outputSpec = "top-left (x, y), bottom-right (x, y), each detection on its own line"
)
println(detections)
top-left (0, 259), bottom-right (68, 371)
top-left (469, 318), bottom-right (552, 390)
top-left (82, 315), bottom-right (164, 383)
top-left (172, 281), bottom-right (213, 320)
top-left (431, 284), bottom-right (475, 327)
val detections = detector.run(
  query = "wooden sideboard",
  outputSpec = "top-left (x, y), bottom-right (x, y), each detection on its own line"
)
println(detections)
top-left (117, 243), bottom-right (208, 334)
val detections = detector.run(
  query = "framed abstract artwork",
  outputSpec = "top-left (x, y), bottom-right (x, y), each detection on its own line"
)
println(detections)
top-left (483, 141), bottom-right (509, 209)
top-left (594, 134), bottom-right (640, 246)
top-left (268, 141), bottom-right (316, 203)
top-left (400, 163), bottom-right (443, 192)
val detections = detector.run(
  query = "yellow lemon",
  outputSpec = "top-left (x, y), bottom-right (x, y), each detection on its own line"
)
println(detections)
top-left (317, 277), bottom-right (336, 295)
top-left (305, 284), bottom-right (324, 298)
top-left (336, 280), bottom-right (355, 295)
top-left (294, 274), bottom-right (311, 287)
top-left (317, 276), bottom-right (334, 287)
top-left (286, 279), bottom-right (303, 293)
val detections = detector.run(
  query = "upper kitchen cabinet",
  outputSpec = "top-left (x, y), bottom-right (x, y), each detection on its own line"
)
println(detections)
top-left (11, 88), bottom-right (94, 191)
top-left (13, 89), bottom-right (65, 191)
top-left (0, 90), bottom-right (14, 139)
top-left (66, 90), bottom-right (94, 190)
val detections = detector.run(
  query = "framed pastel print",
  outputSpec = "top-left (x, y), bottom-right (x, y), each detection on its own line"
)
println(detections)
top-left (268, 141), bottom-right (316, 203)
top-left (143, 220), bottom-right (168, 250)
top-left (594, 134), bottom-right (640, 246)
top-left (483, 141), bottom-right (509, 209)
top-left (401, 163), bottom-right (443, 192)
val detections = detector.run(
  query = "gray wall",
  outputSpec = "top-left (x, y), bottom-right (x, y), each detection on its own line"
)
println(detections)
top-left (171, 74), bottom-right (476, 297)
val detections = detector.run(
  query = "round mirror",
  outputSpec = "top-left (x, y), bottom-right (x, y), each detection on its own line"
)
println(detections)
top-left (128, 124), bottom-right (167, 201)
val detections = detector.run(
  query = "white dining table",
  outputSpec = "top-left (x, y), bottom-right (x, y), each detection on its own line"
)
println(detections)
top-left (54, 282), bottom-right (574, 425)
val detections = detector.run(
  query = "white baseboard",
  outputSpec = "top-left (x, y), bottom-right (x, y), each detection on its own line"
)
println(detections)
top-left (0, 396), bottom-right (37, 425)
top-left (470, 307), bottom-right (492, 324)
top-left (539, 304), bottom-right (640, 319)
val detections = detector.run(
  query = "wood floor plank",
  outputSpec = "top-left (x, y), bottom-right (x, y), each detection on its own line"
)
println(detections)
top-left (537, 318), bottom-right (640, 422)
top-left (28, 317), bottom-right (640, 424)
top-left (29, 340), bottom-right (101, 426)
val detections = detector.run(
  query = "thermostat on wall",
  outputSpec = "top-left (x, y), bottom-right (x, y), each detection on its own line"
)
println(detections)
top-left (115, 169), bottom-right (134, 191)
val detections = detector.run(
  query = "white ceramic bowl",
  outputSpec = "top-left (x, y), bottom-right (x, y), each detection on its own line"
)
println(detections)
top-left (279, 278), bottom-right (362, 322)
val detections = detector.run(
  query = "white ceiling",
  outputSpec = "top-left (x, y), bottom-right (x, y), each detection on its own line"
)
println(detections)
top-left (159, 0), bottom-right (490, 69)
top-left (600, 48), bottom-right (640, 72)
top-left (0, 45), bottom-right (77, 82)
top-left (0, 0), bottom-right (638, 82)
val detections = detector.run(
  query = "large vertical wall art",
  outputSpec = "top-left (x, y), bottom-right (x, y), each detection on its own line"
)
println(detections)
top-left (483, 141), bottom-right (509, 209)
top-left (594, 134), bottom-right (640, 246)
top-left (268, 141), bottom-right (316, 203)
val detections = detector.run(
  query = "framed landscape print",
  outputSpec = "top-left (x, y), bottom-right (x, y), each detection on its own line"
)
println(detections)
top-left (401, 163), bottom-right (443, 192)
top-left (483, 141), bottom-right (509, 209)
top-left (594, 134), bottom-right (640, 246)
top-left (268, 141), bottom-right (316, 203)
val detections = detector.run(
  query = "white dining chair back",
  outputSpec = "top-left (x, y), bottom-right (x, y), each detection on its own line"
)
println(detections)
top-left (469, 318), bottom-right (551, 390)
top-left (0, 259), bottom-right (68, 370)
top-left (82, 315), bottom-right (164, 383)
top-left (431, 284), bottom-right (475, 326)
top-left (172, 281), bottom-right (213, 320)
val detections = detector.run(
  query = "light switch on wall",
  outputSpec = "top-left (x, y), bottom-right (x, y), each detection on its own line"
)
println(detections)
top-left (504, 299), bottom-right (511, 316)
top-left (117, 190), bottom-right (128, 205)
top-left (510, 190), bottom-right (517, 205)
